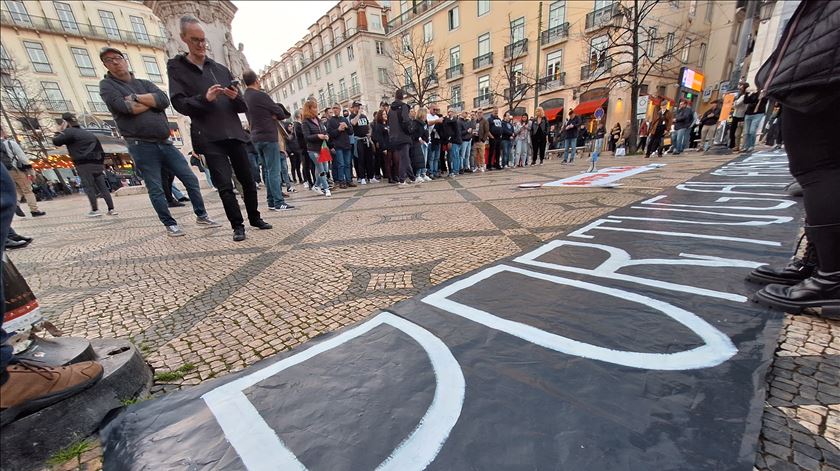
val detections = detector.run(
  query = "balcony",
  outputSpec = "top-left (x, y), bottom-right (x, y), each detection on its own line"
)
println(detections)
top-left (349, 84), bottom-right (361, 97)
top-left (538, 72), bottom-right (566, 92)
top-left (327, 93), bottom-right (337, 105)
top-left (338, 89), bottom-right (349, 102)
top-left (450, 101), bottom-right (465, 111)
top-left (87, 101), bottom-right (109, 113)
top-left (0, 11), bottom-right (166, 49)
top-left (43, 100), bottom-right (73, 112)
top-left (473, 94), bottom-right (493, 108)
top-left (445, 63), bottom-right (464, 80)
top-left (503, 84), bottom-right (528, 100)
top-left (387, 0), bottom-right (435, 30)
top-left (424, 73), bottom-right (439, 87)
top-left (541, 22), bottom-right (570, 46)
top-left (580, 58), bottom-right (613, 81)
top-left (472, 52), bottom-right (493, 70)
top-left (585, 4), bottom-right (620, 30)
top-left (404, 81), bottom-right (416, 93)
top-left (504, 39), bottom-right (528, 59)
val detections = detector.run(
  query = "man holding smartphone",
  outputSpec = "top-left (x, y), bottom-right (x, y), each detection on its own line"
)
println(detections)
top-left (167, 15), bottom-right (271, 242)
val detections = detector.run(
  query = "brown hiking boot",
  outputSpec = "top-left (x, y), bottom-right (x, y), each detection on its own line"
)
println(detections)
top-left (0, 361), bottom-right (104, 426)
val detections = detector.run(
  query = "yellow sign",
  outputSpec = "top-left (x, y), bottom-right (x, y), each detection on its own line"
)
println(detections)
top-left (719, 93), bottom-right (736, 123)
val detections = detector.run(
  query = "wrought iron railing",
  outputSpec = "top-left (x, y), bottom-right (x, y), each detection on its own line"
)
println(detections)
top-left (585, 4), bottom-right (620, 30)
top-left (538, 72), bottom-right (566, 91)
top-left (445, 63), bottom-right (463, 80)
top-left (541, 22), bottom-right (570, 45)
top-left (504, 39), bottom-right (528, 59)
top-left (472, 52), bottom-right (493, 70)
top-left (0, 11), bottom-right (166, 49)
top-left (580, 58), bottom-right (612, 81)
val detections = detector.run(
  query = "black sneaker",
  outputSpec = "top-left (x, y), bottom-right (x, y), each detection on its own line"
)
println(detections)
top-left (273, 204), bottom-right (295, 211)
top-left (251, 220), bottom-right (272, 230)
top-left (233, 227), bottom-right (246, 242)
top-left (753, 272), bottom-right (840, 313)
top-left (31, 211), bottom-right (46, 217)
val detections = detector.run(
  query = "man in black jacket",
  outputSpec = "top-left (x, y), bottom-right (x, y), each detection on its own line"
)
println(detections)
top-left (349, 101), bottom-right (375, 185)
top-left (561, 110), bottom-right (581, 164)
top-left (699, 100), bottom-right (721, 152)
top-left (388, 89), bottom-right (412, 185)
top-left (671, 100), bottom-right (693, 155)
top-left (99, 47), bottom-right (219, 236)
top-left (487, 107), bottom-right (503, 170)
top-left (443, 108), bottom-right (462, 176)
top-left (326, 103), bottom-right (355, 189)
top-left (52, 113), bottom-right (116, 217)
top-left (168, 15), bottom-right (270, 242)
top-left (242, 69), bottom-right (294, 211)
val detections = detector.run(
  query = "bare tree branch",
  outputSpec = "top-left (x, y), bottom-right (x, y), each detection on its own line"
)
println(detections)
top-left (384, 29), bottom-right (447, 108)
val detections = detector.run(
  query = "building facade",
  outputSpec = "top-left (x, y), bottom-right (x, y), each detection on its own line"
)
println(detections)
top-left (259, 1), bottom-right (393, 115)
top-left (387, 0), bottom-right (742, 137)
top-left (1, 0), bottom-right (171, 145)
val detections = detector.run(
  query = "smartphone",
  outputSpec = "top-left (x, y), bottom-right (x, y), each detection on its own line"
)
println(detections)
top-left (227, 79), bottom-right (240, 89)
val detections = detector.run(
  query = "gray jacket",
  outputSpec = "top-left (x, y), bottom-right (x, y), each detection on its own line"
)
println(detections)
top-left (99, 73), bottom-right (171, 141)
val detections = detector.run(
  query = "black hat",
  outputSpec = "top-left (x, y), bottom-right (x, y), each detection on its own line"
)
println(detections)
top-left (99, 46), bottom-right (124, 61)
top-left (351, 101), bottom-right (362, 107)
top-left (61, 112), bottom-right (78, 124)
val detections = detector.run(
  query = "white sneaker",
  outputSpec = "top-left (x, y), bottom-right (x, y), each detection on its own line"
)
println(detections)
top-left (360, 178), bottom-right (367, 185)
top-left (303, 182), bottom-right (310, 190)
top-left (324, 189), bottom-right (332, 197)
top-left (287, 186), bottom-right (297, 193)
top-left (166, 225), bottom-right (185, 237)
top-left (107, 209), bottom-right (119, 216)
top-left (87, 210), bottom-right (103, 218)
top-left (312, 185), bottom-right (322, 193)
top-left (371, 177), bottom-right (380, 183)
top-left (422, 175), bottom-right (431, 182)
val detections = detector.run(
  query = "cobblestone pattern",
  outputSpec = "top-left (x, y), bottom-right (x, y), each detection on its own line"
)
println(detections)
top-left (11, 153), bottom-right (835, 471)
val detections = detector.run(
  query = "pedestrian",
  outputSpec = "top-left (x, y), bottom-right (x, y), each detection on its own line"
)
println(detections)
top-left (51, 113), bottom-right (117, 218)
top-left (292, 111), bottom-right (315, 189)
top-left (242, 69), bottom-right (295, 212)
top-left (608, 122), bottom-right (621, 152)
top-left (443, 107), bottom-right (462, 178)
top-left (729, 81), bottom-right (749, 150)
top-left (1, 129), bottom-right (45, 217)
top-left (752, 0), bottom-right (840, 313)
top-left (501, 112), bottom-right (514, 169)
top-left (348, 102), bottom-right (376, 185)
top-left (530, 107), bottom-right (548, 165)
top-left (764, 103), bottom-right (783, 149)
top-left (460, 110), bottom-right (474, 173)
top-left (487, 107), bottom-right (503, 170)
top-left (473, 111), bottom-right (489, 172)
top-left (371, 110), bottom-right (391, 183)
top-left (424, 105), bottom-right (443, 179)
top-left (699, 100), bottom-right (721, 152)
top-left (301, 99), bottom-right (332, 197)
top-left (513, 115), bottom-right (529, 167)
top-left (671, 101), bottom-right (693, 155)
top-left (645, 108), bottom-right (670, 158)
top-left (561, 110), bottom-right (581, 164)
top-left (742, 89), bottom-right (767, 153)
top-left (409, 107), bottom-right (428, 182)
top-left (284, 120), bottom-right (304, 184)
top-left (388, 89), bottom-right (413, 186)
top-left (327, 103), bottom-right (355, 189)
top-left (168, 15), bottom-right (271, 242)
top-left (638, 119), bottom-right (649, 152)
top-left (589, 121), bottom-right (606, 173)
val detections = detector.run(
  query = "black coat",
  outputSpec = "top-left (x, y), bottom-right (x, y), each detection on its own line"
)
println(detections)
top-left (387, 100), bottom-right (411, 147)
top-left (371, 122), bottom-right (390, 151)
top-left (756, 0), bottom-right (840, 113)
top-left (301, 118), bottom-right (328, 153)
top-left (52, 126), bottom-right (103, 165)
top-left (444, 117), bottom-right (462, 144)
top-left (326, 115), bottom-right (353, 150)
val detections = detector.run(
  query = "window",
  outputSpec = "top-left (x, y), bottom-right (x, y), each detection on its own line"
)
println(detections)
top-left (282, 87), bottom-right (288, 98)
top-left (297, 77), bottom-right (303, 90)
top-left (589, 35), bottom-right (608, 67)
top-left (689, 0), bottom-right (697, 17)
top-left (698, 42), bottom-right (707, 67)
top-left (347, 45), bottom-right (354, 61)
top-left (512, 63), bottom-right (524, 87)
top-left (324, 57), bottom-right (332, 73)
top-left (6, 1), bottom-right (31, 26)
top-left (143, 56), bottom-right (162, 82)
top-left (371, 15), bottom-right (382, 31)
top-left (23, 41), bottom-right (52, 73)
top-left (647, 27), bottom-right (657, 57)
top-left (315, 66), bottom-right (321, 79)
top-left (425, 57), bottom-right (435, 77)
top-left (478, 33), bottom-right (490, 56)
top-left (450, 46), bottom-right (461, 66)
top-left (510, 17), bottom-right (525, 43)
top-left (71, 47), bottom-right (96, 76)
top-left (2, 79), bottom-right (27, 103)
top-left (86, 84), bottom-right (104, 107)
top-left (54, 2), bottom-right (79, 33)
top-left (404, 66), bottom-right (413, 86)
top-left (401, 34), bottom-right (411, 53)
top-left (546, 49), bottom-right (563, 79)
top-left (448, 6), bottom-right (460, 30)
top-left (305, 71), bottom-right (312, 85)
top-left (423, 22), bottom-right (433, 43)
top-left (99, 10), bottom-right (120, 39)
top-left (290, 81), bottom-right (295, 93)
top-left (681, 39), bottom-right (691, 63)
top-left (335, 51), bottom-right (342, 67)
top-left (548, 1), bottom-right (566, 28)
top-left (478, 0), bottom-right (490, 16)
top-left (0, 45), bottom-right (13, 70)
top-left (478, 75), bottom-right (490, 98)
top-left (665, 32), bottom-right (675, 58)
top-left (451, 85), bottom-right (462, 104)
top-left (377, 67), bottom-right (388, 84)
top-left (594, 0), bottom-right (614, 9)
top-left (130, 16), bottom-right (149, 43)
top-left (327, 82), bottom-right (335, 101)
top-left (318, 89), bottom-right (326, 106)
top-left (350, 72), bottom-right (359, 89)
top-left (339, 78), bottom-right (347, 95)
top-left (376, 41), bottom-right (386, 55)
top-left (400, 0), bottom-right (409, 14)
top-left (41, 81), bottom-right (65, 104)
top-left (705, 0), bottom-right (713, 22)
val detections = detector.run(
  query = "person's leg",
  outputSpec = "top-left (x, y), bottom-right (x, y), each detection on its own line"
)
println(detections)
top-left (428, 142), bottom-right (439, 176)
top-left (449, 143), bottom-right (461, 175)
top-left (91, 168), bottom-right (114, 211)
top-left (128, 143), bottom-right (176, 226)
top-left (494, 139), bottom-right (502, 168)
top-left (76, 165), bottom-right (99, 211)
top-left (363, 142), bottom-right (376, 180)
top-left (224, 141), bottom-right (261, 224)
top-left (562, 138), bottom-right (571, 162)
top-left (278, 151), bottom-right (293, 189)
top-left (539, 137), bottom-right (547, 163)
top-left (202, 167), bottom-right (214, 188)
top-left (399, 144), bottom-right (414, 182)
top-left (171, 185), bottom-right (185, 200)
top-left (343, 148), bottom-right (355, 183)
top-left (258, 142), bottom-right (284, 208)
top-left (247, 152), bottom-right (261, 184)
top-left (204, 148), bottom-right (244, 229)
top-left (1, 167), bottom-right (15, 380)
top-left (162, 144), bottom-right (208, 219)
top-left (10, 169), bottom-right (40, 213)
top-left (308, 151), bottom-right (328, 190)
top-left (461, 140), bottom-right (470, 171)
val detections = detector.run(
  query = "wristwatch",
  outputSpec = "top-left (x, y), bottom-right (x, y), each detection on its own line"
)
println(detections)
top-left (131, 93), bottom-right (139, 102)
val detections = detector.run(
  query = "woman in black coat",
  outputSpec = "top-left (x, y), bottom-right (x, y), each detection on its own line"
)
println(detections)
top-left (371, 110), bottom-right (394, 183)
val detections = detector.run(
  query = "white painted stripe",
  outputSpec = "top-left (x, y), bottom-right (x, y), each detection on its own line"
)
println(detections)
top-left (640, 195), bottom-right (797, 211)
top-left (567, 219), bottom-right (781, 246)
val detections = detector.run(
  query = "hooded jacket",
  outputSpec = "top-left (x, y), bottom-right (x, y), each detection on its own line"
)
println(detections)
top-left (488, 114), bottom-right (503, 138)
top-left (387, 99), bottom-right (411, 147)
top-left (167, 54), bottom-right (248, 152)
top-left (53, 126), bottom-right (103, 165)
top-left (99, 72), bottom-right (171, 141)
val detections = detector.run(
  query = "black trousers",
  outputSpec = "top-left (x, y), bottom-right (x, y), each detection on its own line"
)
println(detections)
top-left (355, 139), bottom-right (376, 180)
top-left (488, 138), bottom-right (502, 169)
top-left (76, 163), bottom-right (114, 211)
top-left (728, 116), bottom-right (744, 148)
top-left (646, 135), bottom-right (663, 157)
top-left (161, 167), bottom-right (176, 202)
top-left (783, 101), bottom-right (840, 272)
top-left (531, 135), bottom-right (546, 164)
top-left (203, 139), bottom-right (261, 229)
top-left (289, 151), bottom-right (303, 183)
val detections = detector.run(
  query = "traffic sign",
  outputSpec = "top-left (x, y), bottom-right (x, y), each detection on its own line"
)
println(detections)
top-left (594, 107), bottom-right (604, 119)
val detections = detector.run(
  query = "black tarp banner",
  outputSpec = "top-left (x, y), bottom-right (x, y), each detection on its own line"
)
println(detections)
top-left (102, 152), bottom-right (802, 471)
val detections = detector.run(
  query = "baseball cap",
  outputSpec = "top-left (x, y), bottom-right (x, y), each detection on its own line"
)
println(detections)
top-left (351, 101), bottom-right (362, 107)
top-left (99, 46), bottom-right (124, 61)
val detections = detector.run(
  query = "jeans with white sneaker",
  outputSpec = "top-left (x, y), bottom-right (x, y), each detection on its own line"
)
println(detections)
top-left (307, 151), bottom-right (330, 191)
top-left (427, 142), bottom-right (441, 176)
top-left (253, 141), bottom-right (288, 208)
top-left (460, 140), bottom-right (472, 171)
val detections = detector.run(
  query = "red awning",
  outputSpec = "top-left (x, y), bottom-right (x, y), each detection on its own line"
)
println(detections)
top-left (573, 98), bottom-right (608, 116)
top-left (544, 107), bottom-right (563, 121)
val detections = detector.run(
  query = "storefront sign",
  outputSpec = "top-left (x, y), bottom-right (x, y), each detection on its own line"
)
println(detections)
top-left (679, 67), bottom-right (705, 92)
top-left (719, 81), bottom-right (731, 94)
top-left (703, 86), bottom-right (714, 103)
top-left (636, 95), bottom-right (649, 118)
top-left (719, 93), bottom-right (736, 123)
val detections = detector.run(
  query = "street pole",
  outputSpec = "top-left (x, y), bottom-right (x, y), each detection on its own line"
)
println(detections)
top-left (729, 1), bottom-right (759, 86)
top-left (533, 1), bottom-right (543, 112)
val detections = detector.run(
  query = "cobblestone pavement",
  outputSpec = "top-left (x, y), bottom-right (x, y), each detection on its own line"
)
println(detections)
top-left (9, 152), bottom-right (837, 471)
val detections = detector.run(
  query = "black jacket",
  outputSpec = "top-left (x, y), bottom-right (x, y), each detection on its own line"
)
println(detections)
top-left (531, 117), bottom-right (549, 137)
top-left (700, 107), bottom-right (721, 126)
top-left (756, 0), bottom-right (840, 113)
top-left (293, 121), bottom-right (307, 153)
top-left (387, 100), bottom-right (411, 147)
top-left (99, 73), bottom-right (171, 141)
top-left (326, 115), bottom-right (353, 150)
top-left (488, 114), bottom-right (503, 137)
top-left (301, 118), bottom-right (328, 153)
top-left (52, 126), bottom-right (103, 165)
top-left (501, 120), bottom-right (514, 140)
top-left (409, 118), bottom-right (426, 144)
top-left (371, 122), bottom-right (390, 151)
top-left (674, 107), bottom-right (694, 130)
top-left (461, 119), bottom-right (475, 141)
top-left (167, 54), bottom-right (247, 152)
top-left (563, 116), bottom-right (581, 138)
top-left (244, 88), bottom-right (289, 142)
top-left (444, 117), bottom-right (462, 145)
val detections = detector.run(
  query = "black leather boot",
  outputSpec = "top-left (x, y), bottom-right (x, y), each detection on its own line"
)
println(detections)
top-left (753, 271), bottom-right (840, 313)
top-left (747, 237), bottom-right (817, 285)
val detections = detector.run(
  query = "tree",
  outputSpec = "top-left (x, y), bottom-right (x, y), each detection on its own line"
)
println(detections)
top-left (492, 15), bottom-right (539, 115)
top-left (577, 0), bottom-right (695, 153)
top-left (385, 29), bottom-right (447, 108)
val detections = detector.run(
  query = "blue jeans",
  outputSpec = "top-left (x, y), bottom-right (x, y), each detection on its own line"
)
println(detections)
top-left (673, 128), bottom-right (689, 153)
top-left (562, 138), bottom-right (577, 162)
top-left (307, 151), bottom-right (330, 190)
top-left (428, 142), bottom-right (441, 176)
top-left (247, 152), bottom-right (261, 183)
top-left (202, 167), bottom-right (214, 188)
top-left (1, 167), bottom-right (16, 379)
top-left (460, 140), bottom-right (472, 170)
top-left (501, 140), bottom-right (512, 167)
top-left (449, 143), bottom-right (462, 174)
top-left (743, 113), bottom-right (763, 151)
top-left (591, 137), bottom-right (604, 163)
top-left (171, 185), bottom-right (185, 200)
top-left (334, 147), bottom-right (353, 183)
top-left (127, 140), bottom-right (208, 226)
top-left (253, 141), bottom-right (287, 208)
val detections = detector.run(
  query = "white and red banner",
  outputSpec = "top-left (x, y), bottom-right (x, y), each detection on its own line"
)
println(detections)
top-left (524, 164), bottom-right (665, 188)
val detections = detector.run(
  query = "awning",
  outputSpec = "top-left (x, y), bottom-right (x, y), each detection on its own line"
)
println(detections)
top-left (544, 107), bottom-right (564, 121)
top-left (49, 134), bottom-right (128, 156)
top-left (573, 98), bottom-right (608, 116)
